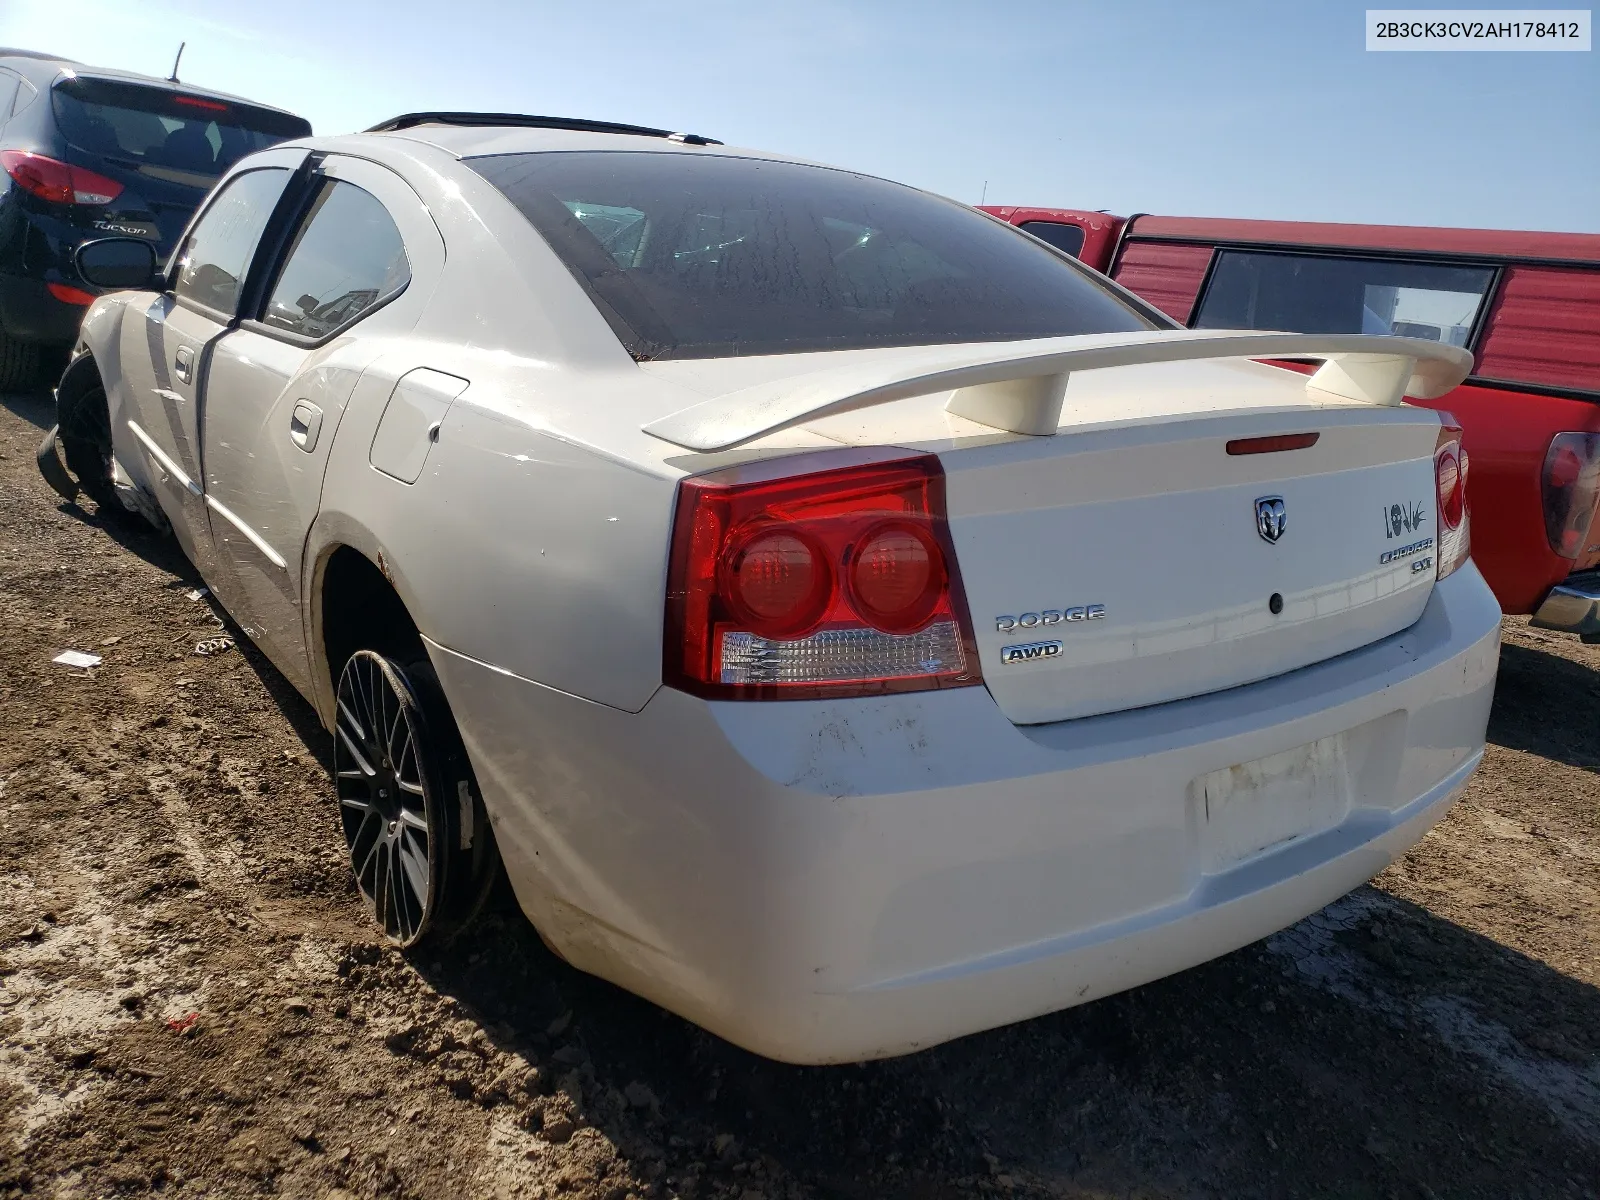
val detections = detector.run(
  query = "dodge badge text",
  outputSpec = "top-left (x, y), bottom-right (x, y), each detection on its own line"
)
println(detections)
top-left (996, 606), bottom-right (1106, 632)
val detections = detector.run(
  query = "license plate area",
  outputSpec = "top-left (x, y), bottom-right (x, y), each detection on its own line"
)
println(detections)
top-left (1193, 732), bottom-right (1355, 873)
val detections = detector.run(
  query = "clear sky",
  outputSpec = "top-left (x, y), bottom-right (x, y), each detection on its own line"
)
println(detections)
top-left (3, 0), bottom-right (1595, 232)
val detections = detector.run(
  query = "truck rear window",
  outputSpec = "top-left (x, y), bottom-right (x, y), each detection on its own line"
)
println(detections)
top-left (468, 151), bottom-right (1153, 360)
top-left (1194, 249), bottom-right (1495, 348)
top-left (52, 77), bottom-right (310, 187)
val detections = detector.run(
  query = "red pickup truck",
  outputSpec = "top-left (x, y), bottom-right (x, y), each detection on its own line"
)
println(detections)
top-left (981, 207), bottom-right (1600, 637)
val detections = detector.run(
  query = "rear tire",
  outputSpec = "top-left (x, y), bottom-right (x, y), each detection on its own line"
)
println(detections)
top-left (0, 326), bottom-right (40, 393)
top-left (333, 649), bottom-right (501, 949)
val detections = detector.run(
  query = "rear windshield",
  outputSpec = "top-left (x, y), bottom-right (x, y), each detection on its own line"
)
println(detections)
top-left (468, 151), bottom-right (1154, 360)
top-left (52, 77), bottom-right (310, 187)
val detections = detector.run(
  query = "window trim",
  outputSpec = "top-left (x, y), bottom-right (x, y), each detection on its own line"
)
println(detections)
top-left (1187, 243), bottom-right (1502, 352)
top-left (0, 69), bottom-right (20, 125)
top-left (1466, 376), bottom-right (1600, 404)
top-left (13, 76), bottom-right (37, 117)
top-left (236, 171), bottom-right (413, 350)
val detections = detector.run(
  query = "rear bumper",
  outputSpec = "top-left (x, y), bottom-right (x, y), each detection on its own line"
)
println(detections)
top-left (1529, 568), bottom-right (1600, 641)
top-left (430, 565), bottom-right (1501, 1063)
top-left (0, 271), bottom-right (89, 346)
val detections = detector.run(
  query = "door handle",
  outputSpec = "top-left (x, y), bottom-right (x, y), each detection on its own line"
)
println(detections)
top-left (174, 344), bottom-right (194, 385)
top-left (289, 401), bottom-right (324, 453)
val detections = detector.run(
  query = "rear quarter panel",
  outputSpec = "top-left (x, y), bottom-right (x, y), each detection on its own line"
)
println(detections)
top-left (306, 350), bottom-right (681, 721)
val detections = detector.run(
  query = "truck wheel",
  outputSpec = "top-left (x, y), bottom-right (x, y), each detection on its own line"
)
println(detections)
top-left (0, 326), bottom-right (39, 393)
top-left (333, 649), bottom-right (501, 949)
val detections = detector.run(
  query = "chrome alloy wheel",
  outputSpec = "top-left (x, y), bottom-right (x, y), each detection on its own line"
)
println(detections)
top-left (334, 650), bottom-right (442, 947)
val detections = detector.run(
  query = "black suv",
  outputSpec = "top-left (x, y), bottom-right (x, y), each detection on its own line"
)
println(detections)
top-left (0, 48), bottom-right (311, 388)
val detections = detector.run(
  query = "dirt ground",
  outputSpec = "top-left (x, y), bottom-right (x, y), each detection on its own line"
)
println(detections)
top-left (0, 382), bottom-right (1596, 1200)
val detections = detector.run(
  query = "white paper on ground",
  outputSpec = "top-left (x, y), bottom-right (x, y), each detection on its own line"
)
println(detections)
top-left (52, 650), bottom-right (103, 669)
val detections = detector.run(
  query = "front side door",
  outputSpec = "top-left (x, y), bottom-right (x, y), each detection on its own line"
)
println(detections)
top-left (114, 157), bottom-right (303, 574)
top-left (197, 155), bottom-right (442, 695)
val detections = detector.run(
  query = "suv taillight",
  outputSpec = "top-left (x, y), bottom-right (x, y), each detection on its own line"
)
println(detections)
top-left (1, 150), bottom-right (124, 205)
top-left (664, 452), bottom-right (983, 699)
top-left (1435, 423), bottom-right (1471, 581)
top-left (1540, 432), bottom-right (1600, 560)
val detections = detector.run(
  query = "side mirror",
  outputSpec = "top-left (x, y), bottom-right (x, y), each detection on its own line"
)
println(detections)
top-left (75, 238), bottom-right (162, 291)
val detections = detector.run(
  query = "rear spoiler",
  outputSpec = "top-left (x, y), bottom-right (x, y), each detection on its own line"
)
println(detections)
top-left (641, 330), bottom-right (1474, 452)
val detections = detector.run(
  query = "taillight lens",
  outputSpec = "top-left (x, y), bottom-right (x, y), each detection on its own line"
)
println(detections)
top-left (664, 452), bottom-right (982, 699)
top-left (722, 528), bottom-right (831, 637)
top-left (1, 150), bottom-right (124, 205)
top-left (173, 95), bottom-right (229, 113)
top-left (849, 522), bottom-right (945, 633)
top-left (1540, 432), bottom-right (1600, 559)
top-left (47, 282), bottom-right (96, 305)
top-left (1435, 423), bottom-right (1471, 581)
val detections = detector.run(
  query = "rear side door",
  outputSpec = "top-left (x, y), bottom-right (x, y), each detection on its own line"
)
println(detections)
top-left (196, 155), bottom-right (441, 694)
top-left (115, 156), bottom-right (305, 573)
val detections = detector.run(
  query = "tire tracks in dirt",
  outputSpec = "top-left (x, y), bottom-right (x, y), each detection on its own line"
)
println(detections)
top-left (2, 386), bottom-right (1598, 1200)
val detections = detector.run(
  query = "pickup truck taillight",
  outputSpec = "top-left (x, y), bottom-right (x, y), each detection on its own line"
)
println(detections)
top-left (0, 150), bottom-right (124, 205)
top-left (1435, 424), bottom-right (1471, 581)
top-left (664, 452), bottom-right (983, 699)
top-left (1541, 433), bottom-right (1600, 560)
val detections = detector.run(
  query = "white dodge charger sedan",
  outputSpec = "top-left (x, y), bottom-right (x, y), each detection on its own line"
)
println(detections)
top-left (44, 112), bottom-right (1500, 1063)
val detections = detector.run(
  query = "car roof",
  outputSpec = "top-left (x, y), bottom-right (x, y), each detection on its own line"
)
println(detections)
top-left (365, 120), bottom-right (808, 166)
top-left (0, 47), bottom-right (77, 66)
top-left (0, 48), bottom-right (305, 119)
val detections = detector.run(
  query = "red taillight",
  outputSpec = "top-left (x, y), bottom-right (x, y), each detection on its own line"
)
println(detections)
top-left (1434, 423), bottom-right (1471, 581)
top-left (1225, 432), bottom-right (1320, 456)
top-left (722, 528), bottom-right (830, 637)
top-left (47, 282), bottom-right (96, 305)
top-left (1436, 449), bottom-right (1463, 529)
top-left (0, 151), bottom-right (123, 205)
top-left (1540, 432), bottom-right (1600, 560)
top-left (664, 451), bottom-right (982, 699)
top-left (848, 522), bottom-right (945, 634)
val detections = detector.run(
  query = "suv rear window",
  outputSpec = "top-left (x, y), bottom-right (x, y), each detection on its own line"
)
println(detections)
top-left (52, 77), bottom-right (310, 188)
top-left (1194, 249), bottom-right (1496, 347)
top-left (468, 151), bottom-right (1153, 360)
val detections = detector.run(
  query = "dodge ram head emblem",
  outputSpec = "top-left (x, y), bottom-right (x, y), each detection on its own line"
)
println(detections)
top-left (1255, 495), bottom-right (1287, 544)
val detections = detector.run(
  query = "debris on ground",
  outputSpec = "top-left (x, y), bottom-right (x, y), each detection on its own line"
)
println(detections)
top-left (50, 649), bottom-right (101, 669)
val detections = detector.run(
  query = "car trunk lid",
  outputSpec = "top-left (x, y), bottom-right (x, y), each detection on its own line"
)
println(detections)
top-left (931, 398), bottom-right (1441, 723)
